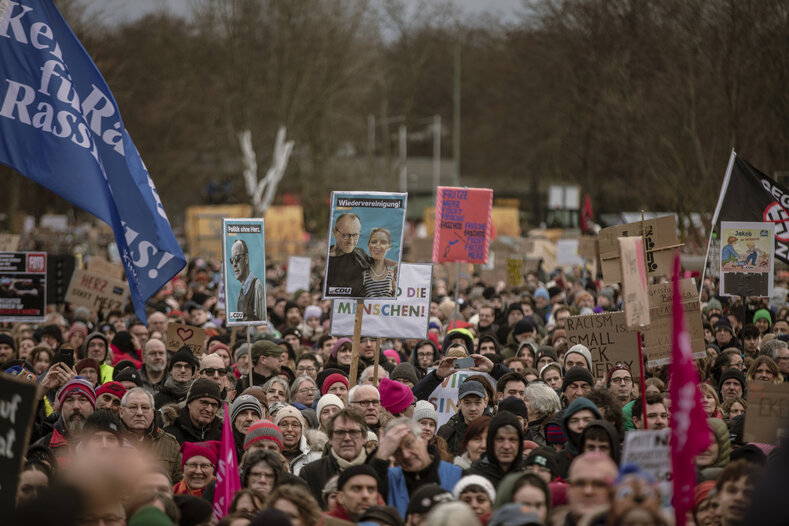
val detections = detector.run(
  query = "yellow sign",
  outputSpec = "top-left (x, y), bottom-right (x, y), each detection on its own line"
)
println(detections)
top-left (186, 204), bottom-right (253, 261)
top-left (264, 205), bottom-right (306, 255)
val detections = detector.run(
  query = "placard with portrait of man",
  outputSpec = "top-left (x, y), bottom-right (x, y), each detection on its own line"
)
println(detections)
top-left (223, 218), bottom-right (268, 326)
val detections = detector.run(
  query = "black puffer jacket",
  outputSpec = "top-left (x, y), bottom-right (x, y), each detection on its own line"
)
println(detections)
top-left (163, 406), bottom-right (222, 445)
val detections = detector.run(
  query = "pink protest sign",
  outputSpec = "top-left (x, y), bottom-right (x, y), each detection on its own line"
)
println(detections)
top-left (432, 187), bottom-right (493, 263)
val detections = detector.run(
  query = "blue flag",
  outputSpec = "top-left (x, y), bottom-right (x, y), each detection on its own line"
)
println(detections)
top-left (0, 1), bottom-right (185, 322)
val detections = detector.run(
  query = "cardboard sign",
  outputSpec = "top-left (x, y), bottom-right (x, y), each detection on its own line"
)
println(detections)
top-left (0, 374), bottom-right (40, 511)
top-left (264, 205), bottom-right (307, 256)
top-left (331, 263), bottom-right (432, 339)
top-left (427, 369), bottom-right (496, 427)
top-left (565, 312), bottom-right (639, 378)
top-left (87, 256), bottom-right (125, 280)
top-left (323, 192), bottom-right (408, 300)
top-left (65, 268), bottom-right (129, 315)
top-left (433, 187), bottom-right (493, 264)
top-left (642, 278), bottom-right (706, 366)
top-left (743, 382), bottom-right (789, 445)
top-left (557, 239), bottom-right (584, 266)
top-left (619, 237), bottom-right (650, 330)
top-left (166, 323), bottom-right (207, 356)
top-left (0, 252), bottom-right (46, 322)
top-left (621, 429), bottom-right (672, 507)
top-left (0, 234), bottom-right (20, 251)
top-left (223, 219), bottom-right (268, 326)
top-left (599, 215), bottom-right (680, 282)
top-left (578, 236), bottom-right (598, 260)
top-left (285, 256), bottom-right (311, 294)
top-left (490, 207), bottom-right (521, 237)
top-left (507, 257), bottom-right (524, 287)
top-left (720, 221), bottom-right (774, 298)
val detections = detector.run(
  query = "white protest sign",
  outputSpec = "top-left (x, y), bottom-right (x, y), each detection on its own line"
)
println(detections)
top-left (427, 369), bottom-right (496, 427)
top-left (330, 263), bottom-right (432, 338)
top-left (621, 429), bottom-right (672, 507)
top-left (285, 256), bottom-right (311, 293)
top-left (557, 239), bottom-right (583, 266)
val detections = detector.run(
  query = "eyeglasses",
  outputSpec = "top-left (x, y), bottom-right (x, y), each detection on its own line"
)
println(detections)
top-left (201, 368), bottom-right (227, 377)
top-left (333, 429), bottom-right (363, 438)
top-left (352, 399), bottom-right (380, 407)
top-left (280, 421), bottom-right (302, 430)
top-left (610, 377), bottom-right (633, 385)
top-left (184, 462), bottom-right (214, 471)
top-left (298, 387), bottom-right (317, 395)
top-left (197, 399), bottom-right (220, 409)
top-left (124, 404), bottom-right (152, 413)
top-left (297, 366), bottom-right (316, 373)
top-left (335, 229), bottom-right (360, 241)
top-left (229, 253), bottom-right (248, 265)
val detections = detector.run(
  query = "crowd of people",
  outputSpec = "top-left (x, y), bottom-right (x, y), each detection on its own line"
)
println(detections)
top-left (6, 256), bottom-right (787, 526)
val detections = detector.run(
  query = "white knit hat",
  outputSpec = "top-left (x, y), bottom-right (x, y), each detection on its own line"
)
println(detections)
top-left (413, 400), bottom-right (438, 425)
top-left (452, 474), bottom-right (497, 502)
top-left (316, 393), bottom-right (345, 417)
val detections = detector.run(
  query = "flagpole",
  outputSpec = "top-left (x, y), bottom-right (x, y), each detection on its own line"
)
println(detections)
top-left (699, 150), bottom-right (737, 300)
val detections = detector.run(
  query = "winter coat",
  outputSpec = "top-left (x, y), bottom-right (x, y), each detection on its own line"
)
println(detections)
top-left (31, 416), bottom-right (75, 468)
top-left (289, 431), bottom-right (325, 476)
top-left (299, 446), bottom-right (374, 508)
top-left (437, 409), bottom-right (471, 457)
top-left (163, 406), bottom-right (222, 445)
top-left (123, 421), bottom-right (182, 483)
top-left (375, 452), bottom-right (462, 517)
top-left (468, 411), bottom-right (525, 487)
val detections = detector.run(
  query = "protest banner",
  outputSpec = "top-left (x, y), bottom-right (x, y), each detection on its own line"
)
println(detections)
top-left (223, 219), bottom-right (267, 326)
top-left (166, 323), bottom-right (207, 356)
top-left (557, 239), bottom-right (584, 266)
top-left (565, 312), bottom-right (639, 378)
top-left (578, 236), bottom-right (598, 260)
top-left (0, 252), bottom-right (46, 322)
top-left (744, 382), bottom-right (789, 445)
top-left (618, 237), bottom-right (650, 330)
top-left (265, 205), bottom-right (307, 256)
top-left (507, 256), bottom-right (524, 287)
top-left (87, 256), bottom-right (125, 281)
top-left (490, 207), bottom-right (521, 237)
top-left (65, 268), bottom-right (129, 315)
top-left (285, 256), bottom-right (312, 294)
top-left (0, 234), bottom-right (20, 252)
top-left (331, 264), bottom-right (432, 339)
top-left (186, 204), bottom-right (253, 262)
top-left (0, 373), bottom-right (40, 511)
top-left (0, 1), bottom-right (186, 323)
top-left (323, 192), bottom-right (407, 300)
top-left (433, 187), bottom-right (493, 264)
top-left (643, 279), bottom-right (706, 366)
top-left (599, 215), bottom-right (680, 282)
top-left (719, 221), bottom-right (774, 297)
top-left (427, 369), bottom-right (496, 427)
top-left (621, 429), bottom-right (672, 507)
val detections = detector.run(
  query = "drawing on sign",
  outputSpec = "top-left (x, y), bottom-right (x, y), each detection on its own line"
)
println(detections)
top-left (720, 221), bottom-right (774, 298)
top-left (432, 187), bottom-right (493, 264)
top-left (166, 323), bottom-right (206, 356)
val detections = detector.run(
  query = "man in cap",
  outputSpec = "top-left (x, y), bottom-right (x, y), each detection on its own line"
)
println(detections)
top-left (164, 378), bottom-right (223, 444)
top-left (230, 394), bottom-right (263, 458)
top-left (281, 327), bottom-right (303, 355)
top-left (95, 381), bottom-right (127, 414)
top-left (0, 333), bottom-right (16, 364)
top-left (719, 369), bottom-right (747, 402)
top-left (33, 377), bottom-right (96, 467)
top-left (243, 420), bottom-right (284, 454)
top-left (234, 343), bottom-right (251, 378)
top-left (79, 409), bottom-right (125, 456)
top-left (85, 332), bottom-right (114, 384)
top-left (564, 344), bottom-right (593, 371)
top-left (404, 485), bottom-right (454, 526)
top-left (324, 465), bottom-right (382, 523)
top-left (374, 417), bottom-right (462, 517)
top-left (437, 380), bottom-right (489, 456)
top-left (562, 367), bottom-right (594, 407)
top-left (238, 339), bottom-right (286, 391)
top-left (155, 347), bottom-right (200, 408)
top-left (120, 387), bottom-right (181, 482)
top-left (139, 338), bottom-right (168, 393)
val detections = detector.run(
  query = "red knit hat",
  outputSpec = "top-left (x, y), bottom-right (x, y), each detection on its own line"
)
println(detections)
top-left (180, 440), bottom-right (219, 470)
top-left (244, 420), bottom-right (284, 451)
top-left (321, 373), bottom-right (349, 395)
top-left (378, 377), bottom-right (414, 415)
top-left (96, 381), bottom-right (127, 400)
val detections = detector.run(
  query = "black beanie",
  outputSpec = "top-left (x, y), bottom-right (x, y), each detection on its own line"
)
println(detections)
top-left (498, 396), bottom-right (528, 420)
top-left (169, 347), bottom-right (200, 372)
top-left (338, 464), bottom-right (379, 491)
top-left (562, 366), bottom-right (594, 392)
top-left (174, 494), bottom-right (213, 526)
top-left (525, 446), bottom-right (559, 476)
top-left (187, 378), bottom-right (222, 404)
top-left (719, 368), bottom-right (746, 393)
top-left (0, 333), bottom-right (15, 351)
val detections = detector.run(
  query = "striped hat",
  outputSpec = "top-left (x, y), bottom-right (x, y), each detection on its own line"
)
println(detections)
top-left (57, 377), bottom-right (97, 409)
top-left (231, 394), bottom-right (263, 424)
top-left (244, 420), bottom-right (283, 451)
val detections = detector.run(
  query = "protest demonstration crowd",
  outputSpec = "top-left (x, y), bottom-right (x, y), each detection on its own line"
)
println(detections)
top-left (4, 2), bottom-right (789, 526)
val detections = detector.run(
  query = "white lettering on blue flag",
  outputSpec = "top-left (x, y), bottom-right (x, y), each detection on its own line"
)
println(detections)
top-left (0, 1), bottom-right (185, 322)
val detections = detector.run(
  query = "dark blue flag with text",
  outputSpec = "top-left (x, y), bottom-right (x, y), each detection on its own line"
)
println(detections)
top-left (0, 0), bottom-right (185, 321)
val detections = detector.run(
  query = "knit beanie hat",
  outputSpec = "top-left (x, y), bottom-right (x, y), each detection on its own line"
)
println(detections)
top-left (498, 396), bottom-right (528, 420)
top-left (562, 366), bottom-right (594, 392)
top-left (231, 394), bottom-right (263, 424)
top-left (564, 344), bottom-right (593, 370)
top-left (390, 363), bottom-right (420, 385)
top-left (244, 420), bottom-right (284, 451)
top-left (75, 358), bottom-right (101, 376)
top-left (338, 464), bottom-right (379, 491)
top-left (525, 446), bottom-right (559, 476)
top-left (169, 347), bottom-right (200, 372)
top-left (321, 372), bottom-right (349, 395)
top-left (536, 346), bottom-right (558, 363)
top-left (452, 474), bottom-right (496, 502)
top-left (304, 305), bottom-right (322, 320)
top-left (0, 333), bottom-right (15, 352)
top-left (57, 377), bottom-right (97, 409)
top-left (274, 405), bottom-right (307, 429)
top-left (235, 343), bottom-right (250, 362)
top-left (115, 368), bottom-right (143, 387)
top-left (200, 353), bottom-right (225, 371)
top-left (406, 484), bottom-right (454, 516)
top-left (96, 381), bottom-right (127, 400)
top-left (180, 441), bottom-right (219, 470)
top-left (383, 349), bottom-right (401, 364)
top-left (719, 368), bottom-right (746, 393)
top-left (378, 377), bottom-right (414, 415)
top-left (694, 480), bottom-right (717, 509)
top-left (753, 309), bottom-right (772, 327)
top-left (605, 362), bottom-right (632, 387)
top-left (413, 400), bottom-right (438, 425)
top-left (330, 338), bottom-right (353, 359)
top-left (513, 317), bottom-right (536, 336)
top-left (316, 393), bottom-right (345, 417)
top-left (360, 506), bottom-right (404, 526)
top-left (187, 378), bottom-right (222, 404)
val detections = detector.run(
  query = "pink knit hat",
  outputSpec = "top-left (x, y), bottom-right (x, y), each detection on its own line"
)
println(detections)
top-left (378, 377), bottom-right (414, 415)
top-left (383, 349), bottom-right (401, 364)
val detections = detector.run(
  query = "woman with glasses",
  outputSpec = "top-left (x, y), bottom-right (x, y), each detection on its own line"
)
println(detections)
top-left (362, 227), bottom-right (396, 298)
top-left (274, 406), bottom-right (322, 475)
top-left (240, 449), bottom-right (283, 497)
top-left (290, 375), bottom-right (319, 409)
top-left (174, 441), bottom-right (219, 496)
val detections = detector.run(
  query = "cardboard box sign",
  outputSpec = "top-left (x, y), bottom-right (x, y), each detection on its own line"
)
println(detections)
top-left (642, 278), bottom-right (706, 366)
top-left (599, 215), bottom-right (680, 282)
top-left (565, 312), bottom-right (639, 379)
top-left (87, 256), bottom-right (124, 280)
top-left (166, 323), bottom-right (206, 356)
top-left (744, 382), bottom-right (789, 445)
top-left (619, 236), bottom-right (650, 331)
top-left (65, 269), bottom-right (129, 315)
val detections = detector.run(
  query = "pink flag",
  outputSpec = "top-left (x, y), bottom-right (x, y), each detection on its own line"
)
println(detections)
top-left (669, 254), bottom-right (710, 526)
top-left (213, 403), bottom-right (241, 521)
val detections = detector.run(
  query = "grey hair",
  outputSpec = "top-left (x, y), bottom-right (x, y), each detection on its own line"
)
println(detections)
top-left (525, 382), bottom-right (562, 418)
top-left (385, 416), bottom-right (422, 438)
top-left (762, 339), bottom-right (788, 361)
top-left (425, 502), bottom-right (480, 526)
top-left (289, 375), bottom-right (317, 399)
top-left (349, 384), bottom-right (379, 403)
top-left (263, 377), bottom-right (291, 403)
top-left (120, 386), bottom-right (155, 408)
top-left (360, 365), bottom-right (389, 383)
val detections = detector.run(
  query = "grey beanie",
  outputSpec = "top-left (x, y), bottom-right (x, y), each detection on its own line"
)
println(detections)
top-left (390, 362), bottom-right (420, 385)
top-left (413, 400), bottom-right (438, 425)
top-left (230, 394), bottom-right (263, 423)
top-left (564, 344), bottom-right (593, 370)
top-left (235, 343), bottom-right (250, 362)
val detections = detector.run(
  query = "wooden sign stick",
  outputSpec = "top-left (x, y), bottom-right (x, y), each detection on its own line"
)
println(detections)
top-left (349, 299), bottom-right (364, 387)
top-left (373, 337), bottom-right (382, 387)
top-left (246, 326), bottom-right (253, 387)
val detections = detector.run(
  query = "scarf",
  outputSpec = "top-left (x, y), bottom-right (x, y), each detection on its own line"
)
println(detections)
top-left (163, 376), bottom-right (191, 399)
top-left (172, 478), bottom-right (213, 497)
top-left (331, 446), bottom-right (367, 470)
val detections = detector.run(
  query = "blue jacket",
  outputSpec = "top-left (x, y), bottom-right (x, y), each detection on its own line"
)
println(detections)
top-left (387, 460), bottom-right (462, 517)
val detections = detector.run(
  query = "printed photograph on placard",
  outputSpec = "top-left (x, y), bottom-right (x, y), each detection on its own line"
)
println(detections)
top-left (223, 218), bottom-right (268, 326)
top-left (323, 192), bottom-right (408, 300)
top-left (720, 221), bottom-right (774, 298)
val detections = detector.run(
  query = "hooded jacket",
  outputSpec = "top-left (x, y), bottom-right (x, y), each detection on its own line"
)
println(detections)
top-left (579, 419), bottom-right (620, 464)
top-left (442, 329), bottom-right (474, 356)
top-left (698, 417), bottom-right (731, 482)
top-left (86, 332), bottom-right (114, 384)
top-left (557, 397), bottom-right (601, 478)
top-left (163, 405), bottom-right (222, 445)
top-left (468, 411), bottom-right (525, 487)
top-left (477, 334), bottom-right (501, 355)
top-left (411, 339), bottom-right (441, 375)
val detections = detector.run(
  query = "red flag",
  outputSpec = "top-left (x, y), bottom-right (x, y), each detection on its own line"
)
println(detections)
top-left (669, 254), bottom-right (710, 526)
top-left (213, 404), bottom-right (241, 520)
top-left (579, 194), bottom-right (594, 233)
